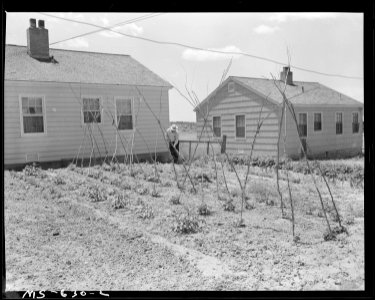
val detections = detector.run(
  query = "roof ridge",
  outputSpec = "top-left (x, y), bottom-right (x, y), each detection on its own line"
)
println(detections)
top-left (6, 44), bottom-right (131, 57)
top-left (230, 75), bottom-right (319, 84)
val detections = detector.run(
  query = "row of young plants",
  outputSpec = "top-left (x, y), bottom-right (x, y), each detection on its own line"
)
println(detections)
top-left (224, 155), bottom-right (363, 188)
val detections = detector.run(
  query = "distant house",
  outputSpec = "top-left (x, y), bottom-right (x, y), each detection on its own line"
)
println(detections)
top-left (194, 67), bottom-right (363, 158)
top-left (4, 19), bottom-right (172, 168)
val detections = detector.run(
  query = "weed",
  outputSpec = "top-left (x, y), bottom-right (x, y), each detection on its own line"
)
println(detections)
top-left (344, 216), bottom-right (355, 225)
top-left (151, 188), bottom-right (161, 198)
top-left (197, 203), bottom-right (211, 216)
top-left (234, 218), bottom-right (246, 227)
top-left (121, 182), bottom-right (132, 190)
top-left (162, 180), bottom-right (173, 187)
top-left (23, 163), bottom-right (40, 177)
top-left (87, 185), bottom-right (107, 202)
top-left (110, 193), bottom-right (130, 210)
top-left (146, 176), bottom-right (160, 183)
top-left (26, 177), bottom-right (39, 187)
top-left (53, 175), bottom-right (65, 185)
top-left (136, 186), bottom-right (148, 195)
top-left (67, 163), bottom-right (76, 171)
top-left (245, 200), bottom-right (255, 210)
top-left (136, 203), bottom-right (154, 219)
top-left (223, 201), bottom-right (235, 212)
top-left (172, 213), bottom-right (201, 234)
top-left (170, 195), bottom-right (181, 205)
top-left (323, 226), bottom-right (348, 241)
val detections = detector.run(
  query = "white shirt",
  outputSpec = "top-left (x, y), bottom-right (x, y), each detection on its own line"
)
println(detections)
top-left (166, 127), bottom-right (179, 145)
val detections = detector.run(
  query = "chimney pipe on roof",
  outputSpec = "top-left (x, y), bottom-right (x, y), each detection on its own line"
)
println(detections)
top-left (38, 20), bottom-right (45, 28)
top-left (280, 66), bottom-right (293, 85)
top-left (29, 18), bottom-right (36, 28)
top-left (27, 19), bottom-right (50, 61)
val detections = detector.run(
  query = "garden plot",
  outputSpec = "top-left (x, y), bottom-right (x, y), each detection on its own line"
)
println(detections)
top-left (4, 158), bottom-right (364, 290)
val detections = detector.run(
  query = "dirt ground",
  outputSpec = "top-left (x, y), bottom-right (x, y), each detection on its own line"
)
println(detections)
top-left (4, 157), bottom-right (364, 291)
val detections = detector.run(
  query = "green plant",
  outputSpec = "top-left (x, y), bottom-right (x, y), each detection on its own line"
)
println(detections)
top-left (245, 200), bottom-right (255, 210)
top-left (170, 195), bottom-right (181, 205)
top-left (197, 203), bottom-right (211, 216)
top-left (223, 201), bottom-right (235, 212)
top-left (172, 213), bottom-right (201, 234)
top-left (136, 203), bottom-right (154, 219)
top-left (110, 192), bottom-right (130, 209)
top-left (53, 175), bottom-right (65, 185)
top-left (136, 186), bottom-right (149, 195)
top-left (87, 184), bottom-right (107, 202)
top-left (87, 169), bottom-right (103, 180)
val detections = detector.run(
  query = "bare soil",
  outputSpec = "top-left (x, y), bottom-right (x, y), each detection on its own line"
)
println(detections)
top-left (4, 157), bottom-right (364, 291)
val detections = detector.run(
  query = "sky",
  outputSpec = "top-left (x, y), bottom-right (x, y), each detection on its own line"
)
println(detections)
top-left (5, 12), bottom-right (363, 122)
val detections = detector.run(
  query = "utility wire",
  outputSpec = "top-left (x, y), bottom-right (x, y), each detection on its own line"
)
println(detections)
top-left (39, 12), bottom-right (363, 80)
top-left (47, 13), bottom-right (165, 46)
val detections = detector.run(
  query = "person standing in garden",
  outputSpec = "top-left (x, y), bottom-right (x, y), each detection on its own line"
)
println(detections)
top-left (166, 124), bottom-right (180, 163)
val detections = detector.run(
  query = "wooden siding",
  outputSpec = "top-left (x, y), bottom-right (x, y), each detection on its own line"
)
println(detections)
top-left (196, 81), bottom-right (279, 157)
top-left (197, 80), bottom-right (363, 158)
top-left (279, 106), bottom-right (363, 158)
top-left (4, 80), bottom-right (170, 165)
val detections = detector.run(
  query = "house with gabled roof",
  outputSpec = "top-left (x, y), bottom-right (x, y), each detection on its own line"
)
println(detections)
top-left (4, 19), bottom-right (172, 168)
top-left (194, 67), bottom-right (363, 158)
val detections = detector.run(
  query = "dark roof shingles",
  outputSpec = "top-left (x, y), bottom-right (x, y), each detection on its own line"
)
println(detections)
top-left (233, 76), bottom-right (362, 106)
top-left (5, 45), bottom-right (171, 87)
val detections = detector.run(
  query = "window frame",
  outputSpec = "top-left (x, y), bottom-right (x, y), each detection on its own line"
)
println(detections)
top-left (335, 112), bottom-right (343, 135)
top-left (228, 82), bottom-right (235, 93)
top-left (298, 112), bottom-right (308, 138)
top-left (81, 95), bottom-right (103, 125)
top-left (235, 114), bottom-right (246, 139)
top-left (19, 94), bottom-right (47, 137)
top-left (212, 115), bottom-right (222, 138)
top-left (114, 96), bottom-right (134, 132)
top-left (313, 112), bottom-right (323, 132)
top-left (352, 111), bottom-right (360, 134)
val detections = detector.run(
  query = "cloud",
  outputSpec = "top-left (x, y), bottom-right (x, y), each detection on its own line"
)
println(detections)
top-left (182, 45), bottom-right (242, 61)
top-left (253, 25), bottom-right (280, 34)
top-left (60, 38), bottom-right (89, 48)
top-left (266, 13), bottom-right (338, 22)
top-left (99, 23), bottom-right (144, 38)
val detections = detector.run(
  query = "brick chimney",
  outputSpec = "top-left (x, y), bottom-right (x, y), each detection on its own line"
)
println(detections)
top-left (27, 18), bottom-right (50, 61)
top-left (280, 66), bottom-right (293, 85)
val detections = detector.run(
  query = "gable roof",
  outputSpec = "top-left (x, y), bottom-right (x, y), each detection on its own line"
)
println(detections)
top-left (194, 76), bottom-right (363, 112)
top-left (5, 45), bottom-right (172, 88)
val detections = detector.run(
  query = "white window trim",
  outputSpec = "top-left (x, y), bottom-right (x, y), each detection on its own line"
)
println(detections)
top-left (212, 115), bottom-right (222, 138)
top-left (235, 114), bottom-right (246, 139)
top-left (313, 112), bottom-right (323, 133)
top-left (298, 112), bottom-right (308, 138)
top-left (81, 95), bottom-right (103, 126)
top-left (335, 111), bottom-right (343, 135)
top-left (352, 111), bottom-right (360, 134)
top-left (114, 96), bottom-right (134, 132)
top-left (19, 94), bottom-right (47, 137)
top-left (228, 82), bottom-right (235, 93)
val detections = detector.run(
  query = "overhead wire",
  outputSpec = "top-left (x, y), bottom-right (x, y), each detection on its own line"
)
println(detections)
top-left (39, 12), bottom-right (363, 81)
top-left (48, 13), bottom-right (165, 46)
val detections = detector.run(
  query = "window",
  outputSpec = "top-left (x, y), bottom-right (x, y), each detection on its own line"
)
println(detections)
top-left (336, 112), bottom-right (343, 135)
top-left (314, 113), bottom-right (322, 131)
top-left (228, 82), bottom-right (235, 93)
top-left (298, 113), bottom-right (307, 137)
top-left (352, 112), bottom-right (359, 133)
top-left (20, 96), bottom-right (45, 134)
top-left (116, 98), bottom-right (133, 130)
top-left (235, 115), bottom-right (245, 138)
top-left (213, 116), bottom-right (221, 137)
top-left (82, 97), bottom-right (101, 123)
